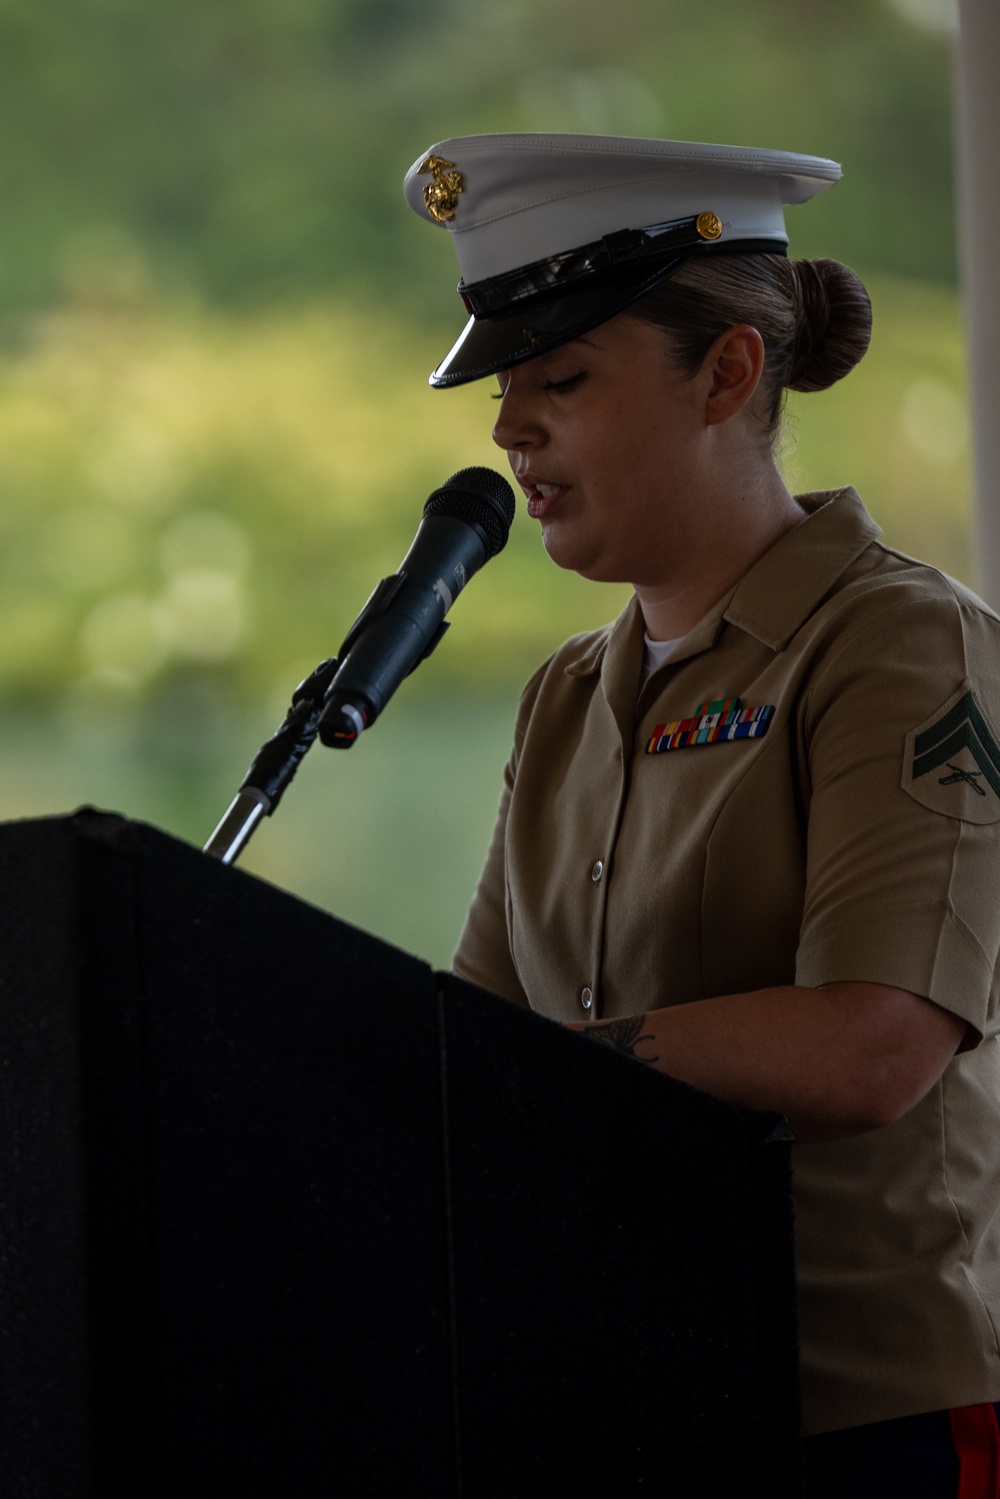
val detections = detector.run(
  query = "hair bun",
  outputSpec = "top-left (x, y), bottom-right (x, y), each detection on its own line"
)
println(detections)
top-left (787, 258), bottom-right (872, 393)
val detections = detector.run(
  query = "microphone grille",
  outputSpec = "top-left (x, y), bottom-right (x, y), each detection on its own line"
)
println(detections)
top-left (424, 467), bottom-right (516, 558)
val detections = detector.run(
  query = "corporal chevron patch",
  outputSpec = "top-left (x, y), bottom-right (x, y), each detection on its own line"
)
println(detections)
top-left (903, 683), bottom-right (1000, 824)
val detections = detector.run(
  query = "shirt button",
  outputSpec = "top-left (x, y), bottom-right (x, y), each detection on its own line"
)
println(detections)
top-left (591, 860), bottom-right (604, 882)
top-left (580, 986), bottom-right (594, 1011)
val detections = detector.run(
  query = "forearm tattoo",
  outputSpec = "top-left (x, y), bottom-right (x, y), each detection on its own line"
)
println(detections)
top-left (582, 1014), bottom-right (659, 1065)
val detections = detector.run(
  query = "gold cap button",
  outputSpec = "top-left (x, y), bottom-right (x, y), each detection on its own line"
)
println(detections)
top-left (696, 210), bottom-right (723, 241)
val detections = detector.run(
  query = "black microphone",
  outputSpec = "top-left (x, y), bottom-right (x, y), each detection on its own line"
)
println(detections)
top-left (317, 466), bottom-right (516, 747)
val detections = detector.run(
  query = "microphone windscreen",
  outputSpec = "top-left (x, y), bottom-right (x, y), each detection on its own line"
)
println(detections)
top-left (423, 467), bottom-right (516, 558)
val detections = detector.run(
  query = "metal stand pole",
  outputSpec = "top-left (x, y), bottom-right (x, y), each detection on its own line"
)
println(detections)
top-left (204, 789), bottom-right (270, 865)
top-left (203, 657), bottom-right (339, 865)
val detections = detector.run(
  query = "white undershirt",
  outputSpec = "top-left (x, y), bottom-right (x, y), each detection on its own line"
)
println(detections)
top-left (642, 633), bottom-right (681, 680)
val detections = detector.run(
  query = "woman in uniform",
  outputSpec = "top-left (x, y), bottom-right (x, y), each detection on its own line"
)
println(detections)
top-left (403, 134), bottom-right (1000, 1495)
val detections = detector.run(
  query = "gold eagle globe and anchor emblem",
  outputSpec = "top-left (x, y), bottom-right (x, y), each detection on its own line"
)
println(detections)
top-left (418, 155), bottom-right (465, 223)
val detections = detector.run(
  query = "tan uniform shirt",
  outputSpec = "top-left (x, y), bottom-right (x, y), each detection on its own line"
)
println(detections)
top-left (454, 488), bottom-right (1000, 1436)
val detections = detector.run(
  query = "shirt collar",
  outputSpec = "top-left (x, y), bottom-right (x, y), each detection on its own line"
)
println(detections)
top-left (723, 487), bottom-right (880, 650)
top-left (564, 487), bottom-right (880, 677)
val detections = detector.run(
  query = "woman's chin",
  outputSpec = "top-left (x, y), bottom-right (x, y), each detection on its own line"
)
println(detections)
top-left (540, 521), bottom-right (594, 573)
top-left (540, 527), bottom-right (626, 584)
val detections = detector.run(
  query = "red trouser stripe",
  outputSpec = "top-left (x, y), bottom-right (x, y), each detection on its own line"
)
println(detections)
top-left (950, 1403), bottom-right (1000, 1499)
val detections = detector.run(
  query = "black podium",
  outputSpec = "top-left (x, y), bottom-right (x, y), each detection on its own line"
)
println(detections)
top-left (0, 811), bottom-right (801, 1497)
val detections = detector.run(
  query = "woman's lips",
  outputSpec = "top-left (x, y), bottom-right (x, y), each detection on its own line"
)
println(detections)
top-left (520, 480), bottom-right (570, 519)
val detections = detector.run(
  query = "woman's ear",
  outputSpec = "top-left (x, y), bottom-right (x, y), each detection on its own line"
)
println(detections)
top-left (703, 324), bottom-right (766, 426)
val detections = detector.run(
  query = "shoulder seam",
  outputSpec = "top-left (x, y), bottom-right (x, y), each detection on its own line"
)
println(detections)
top-left (864, 543), bottom-right (999, 622)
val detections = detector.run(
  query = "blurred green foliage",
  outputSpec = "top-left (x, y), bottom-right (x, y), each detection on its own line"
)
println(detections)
top-left (0, 0), bottom-right (956, 320)
top-left (0, 0), bottom-right (968, 961)
top-left (0, 275), bottom-right (970, 710)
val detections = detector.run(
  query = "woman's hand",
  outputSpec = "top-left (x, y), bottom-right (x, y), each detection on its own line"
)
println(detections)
top-left (564, 981), bottom-right (969, 1142)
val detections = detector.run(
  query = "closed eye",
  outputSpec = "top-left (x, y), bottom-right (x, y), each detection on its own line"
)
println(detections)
top-left (544, 372), bottom-right (585, 393)
top-left (490, 370), bottom-right (585, 400)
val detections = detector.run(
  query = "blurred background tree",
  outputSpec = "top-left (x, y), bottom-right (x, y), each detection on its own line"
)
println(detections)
top-left (0, 0), bottom-right (967, 961)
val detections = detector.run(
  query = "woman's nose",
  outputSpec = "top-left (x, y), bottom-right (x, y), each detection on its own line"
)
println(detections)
top-left (492, 383), bottom-right (542, 452)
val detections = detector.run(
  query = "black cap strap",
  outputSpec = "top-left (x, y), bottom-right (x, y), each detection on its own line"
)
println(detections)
top-left (458, 213), bottom-right (780, 319)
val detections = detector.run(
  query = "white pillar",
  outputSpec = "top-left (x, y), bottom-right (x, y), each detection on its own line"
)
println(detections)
top-left (955, 0), bottom-right (1000, 606)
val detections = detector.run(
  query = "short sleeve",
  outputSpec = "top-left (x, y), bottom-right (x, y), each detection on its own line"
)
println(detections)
top-left (795, 590), bottom-right (1000, 1042)
top-left (452, 764), bottom-right (529, 1005)
top-left (452, 663), bottom-right (550, 1008)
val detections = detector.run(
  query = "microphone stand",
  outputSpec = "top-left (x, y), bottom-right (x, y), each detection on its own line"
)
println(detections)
top-left (204, 467), bottom-right (515, 866)
top-left (204, 656), bottom-right (340, 865)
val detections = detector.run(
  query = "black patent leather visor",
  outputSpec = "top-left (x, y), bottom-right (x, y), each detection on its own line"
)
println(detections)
top-left (429, 221), bottom-right (786, 388)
